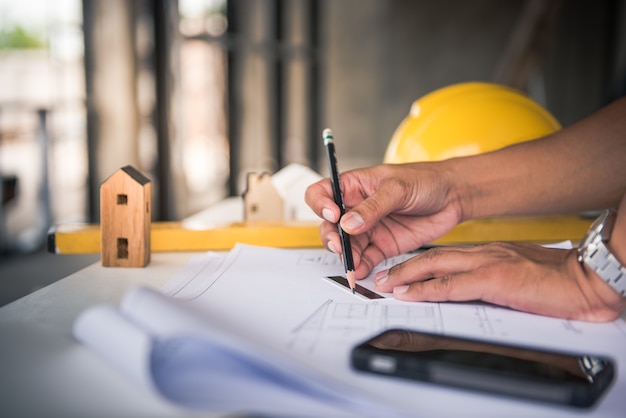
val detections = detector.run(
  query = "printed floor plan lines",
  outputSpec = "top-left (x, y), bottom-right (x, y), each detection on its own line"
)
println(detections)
top-left (288, 299), bottom-right (444, 354)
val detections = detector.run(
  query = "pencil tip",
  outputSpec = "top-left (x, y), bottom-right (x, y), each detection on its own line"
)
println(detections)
top-left (346, 270), bottom-right (357, 295)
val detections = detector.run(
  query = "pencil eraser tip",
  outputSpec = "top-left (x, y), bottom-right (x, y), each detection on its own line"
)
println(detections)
top-left (322, 128), bottom-right (333, 139)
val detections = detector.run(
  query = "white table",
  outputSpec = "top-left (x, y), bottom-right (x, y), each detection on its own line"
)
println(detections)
top-left (0, 253), bottom-right (201, 418)
top-left (1, 251), bottom-right (625, 418)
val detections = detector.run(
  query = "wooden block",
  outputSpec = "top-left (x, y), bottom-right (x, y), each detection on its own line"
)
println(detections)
top-left (100, 165), bottom-right (151, 267)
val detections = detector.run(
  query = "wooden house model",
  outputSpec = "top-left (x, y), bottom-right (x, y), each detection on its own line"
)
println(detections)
top-left (100, 165), bottom-right (151, 267)
top-left (243, 172), bottom-right (284, 221)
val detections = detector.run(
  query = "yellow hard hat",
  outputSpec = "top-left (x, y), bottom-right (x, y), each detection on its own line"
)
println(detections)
top-left (383, 82), bottom-right (561, 164)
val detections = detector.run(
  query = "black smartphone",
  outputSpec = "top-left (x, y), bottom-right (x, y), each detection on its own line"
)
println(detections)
top-left (351, 328), bottom-right (615, 408)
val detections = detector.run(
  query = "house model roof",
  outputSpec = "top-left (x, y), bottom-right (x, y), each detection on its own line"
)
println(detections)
top-left (119, 165), bottom-right (151, 185)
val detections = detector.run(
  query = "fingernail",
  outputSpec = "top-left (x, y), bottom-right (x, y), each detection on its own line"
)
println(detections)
top-left (375, 270), bottom-right (389, 285)
top-left (394, 285), bottom-right (409, 295)
top-left (342, 212), bottom-right (364, 231)
top-left (327, 240), bottom-right (337, 253)
top-left (322, 208), bottom-right (335, 223)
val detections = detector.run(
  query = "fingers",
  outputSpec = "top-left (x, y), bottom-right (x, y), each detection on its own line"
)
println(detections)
top-left (320, 220), bottom-right (386, 279)
top-left (375, 244), bottom-right (521, 307)
top-left (392, 271), bottom-right (495, 303)
top-left (375, 246), bottom-right (484, 292)
top-left (340, 174), bottom-right (411, 235)
top-left (306, 171), bottom-right (400, 232)
top-left (304, 179), bottom-right (341, 223)
top-left (354, 239), bottom-right (388, 280)
top-left (318, 220), bottom-right (340, 253)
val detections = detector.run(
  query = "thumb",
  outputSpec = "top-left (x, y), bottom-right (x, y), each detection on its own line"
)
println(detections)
top-left (340, 184), bottom-right (405, 234)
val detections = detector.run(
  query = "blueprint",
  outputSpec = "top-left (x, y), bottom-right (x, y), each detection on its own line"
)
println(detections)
top-left (74, 243), bottom-right (626, 418)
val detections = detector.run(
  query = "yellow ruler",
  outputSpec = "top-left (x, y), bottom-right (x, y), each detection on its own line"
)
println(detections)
top-left (49, 215), bottom-right (592, 254)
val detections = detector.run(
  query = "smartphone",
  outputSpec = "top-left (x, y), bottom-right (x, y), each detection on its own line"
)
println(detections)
top-left (351, 328), bottom-right (615, 408)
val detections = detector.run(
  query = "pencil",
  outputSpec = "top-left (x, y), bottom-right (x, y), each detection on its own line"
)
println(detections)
top-left (323, 128), bottom-right (356, 294)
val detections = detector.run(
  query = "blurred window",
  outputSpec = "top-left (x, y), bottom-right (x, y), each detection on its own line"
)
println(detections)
top-left (0, 0), bottom-right (85, 252)
top-left (177, 0), bottom-right (229, 215)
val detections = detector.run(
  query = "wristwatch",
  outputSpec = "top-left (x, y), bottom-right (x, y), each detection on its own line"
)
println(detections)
top-left (578, 209), bottom-right (626, 296)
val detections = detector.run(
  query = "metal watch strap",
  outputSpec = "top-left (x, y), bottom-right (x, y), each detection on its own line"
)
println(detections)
top-left (578, 209), bottom-right (626, 296)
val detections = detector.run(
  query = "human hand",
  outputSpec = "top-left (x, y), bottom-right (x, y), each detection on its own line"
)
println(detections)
top-left (305, 163), bottom-right (463, 279)
top-left (374, 242), bottom-right (626, 322)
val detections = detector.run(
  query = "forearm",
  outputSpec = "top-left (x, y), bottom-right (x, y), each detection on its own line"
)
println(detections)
top-left (445, 97), bottom-right (626, 221)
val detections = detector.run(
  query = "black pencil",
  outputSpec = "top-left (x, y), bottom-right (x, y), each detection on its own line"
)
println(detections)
top-left (323, 128), bottom-right (356, 293)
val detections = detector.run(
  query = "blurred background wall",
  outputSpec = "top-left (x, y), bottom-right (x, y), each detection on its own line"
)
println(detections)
top-left (0, 0), bottom-right (625, 254)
